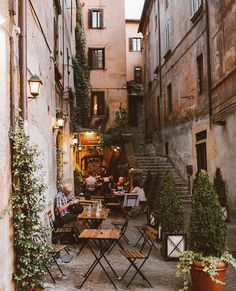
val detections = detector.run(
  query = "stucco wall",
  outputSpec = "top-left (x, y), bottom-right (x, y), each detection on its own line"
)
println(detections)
top-left (82, 0), bottom-right (127, 129)
top-left (125, 20), bottom-right (143, 81)
top-left (0, 1), bottom-right (15, 290)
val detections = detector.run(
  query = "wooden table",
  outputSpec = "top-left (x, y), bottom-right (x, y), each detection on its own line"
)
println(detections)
top-left (78, 208), bottom-right (109, 229)
top-left (78, 229), bottom-right (122, 290)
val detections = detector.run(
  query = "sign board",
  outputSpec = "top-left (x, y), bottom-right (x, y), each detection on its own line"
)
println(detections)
top-left (79, 132), bottom-right (101, 146)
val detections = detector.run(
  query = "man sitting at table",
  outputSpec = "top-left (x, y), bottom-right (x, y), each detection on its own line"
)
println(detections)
top-left (56, 183), bottom-right (83, 225)
top-left (85, 171), bottom-right (98, 198)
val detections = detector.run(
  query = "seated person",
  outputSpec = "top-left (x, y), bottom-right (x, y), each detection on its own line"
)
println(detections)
top-left (108, 175), bottom-right (115, 192)
top-left (116, 176), bottom-right (126, 191)
top-left (131, 179), bottom-right (146, 209)
top-left (85, 171), bottom-right (98, 198)
top-left (56, 183), bottom-right (83, 225)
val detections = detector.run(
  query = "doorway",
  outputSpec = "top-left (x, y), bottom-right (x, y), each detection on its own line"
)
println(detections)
top-left (196, 142), bottom-right (207, 171)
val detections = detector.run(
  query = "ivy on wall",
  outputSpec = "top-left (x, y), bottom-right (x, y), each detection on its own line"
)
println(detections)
top-left (70, 5), bottom-right (90, 131)
top-left (10, 115), bottom-right (50, 290)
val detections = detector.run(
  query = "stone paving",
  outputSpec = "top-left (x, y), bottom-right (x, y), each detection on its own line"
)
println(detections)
top-left (43, 205), bottom-right (236, 291)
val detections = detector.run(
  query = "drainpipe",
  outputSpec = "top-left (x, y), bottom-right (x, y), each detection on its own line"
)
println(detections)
top-left (157, 0), bottom-right (162, 102)
top-left (205, 0), bottom-right (212, 123)
top-left (19, 0), bottom-right (28, 121)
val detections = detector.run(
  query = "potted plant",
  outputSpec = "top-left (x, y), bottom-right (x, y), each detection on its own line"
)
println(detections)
top-left (158, 171), bottom-right (186, 260)
top-left (214, 167), bottom-right (230, 222)
top-left (177, 170), bottom-right (236, 291)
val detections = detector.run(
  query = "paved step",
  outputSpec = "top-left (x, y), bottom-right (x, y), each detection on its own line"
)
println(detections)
top-left (133, 141), bottom-right (192, 202)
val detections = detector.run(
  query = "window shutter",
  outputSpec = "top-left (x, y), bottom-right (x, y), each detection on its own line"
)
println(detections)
top-left (100, 9), bottom-right (104, 28)
top-left (88, 9), bottom-right (92, 28)
top-left (98, 93), bottom-right (105, 115)
top-left (88, 48), bottom-right (93, 68)
top-left (129, 38), bottom-right (133, 51)
top-left (102, 48), bottom-right (105, 69)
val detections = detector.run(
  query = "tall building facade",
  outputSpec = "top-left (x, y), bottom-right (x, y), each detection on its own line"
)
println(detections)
top-left (81, 0), bottom-right (127, 130)
top-left (0, 1), bottom-right (76, 289)
top-left (139, 0), bottom-right (236, 210)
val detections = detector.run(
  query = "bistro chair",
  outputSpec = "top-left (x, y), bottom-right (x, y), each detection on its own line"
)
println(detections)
top-left (123, 194), bottom-right (139, 216)
top-left (119, 229), bottom-right (157, 288)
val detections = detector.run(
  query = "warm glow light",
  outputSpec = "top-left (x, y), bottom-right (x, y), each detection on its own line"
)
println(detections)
top-left (57, 117), bottom-right (65, 127)
top-left (73, 135), bottom-right (78, 145)
top-left (78, 146), bottom-right (82, 151)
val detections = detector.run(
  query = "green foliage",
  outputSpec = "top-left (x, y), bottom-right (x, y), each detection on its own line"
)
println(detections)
top-left (189, 170), bottom-right (226, 257)
top-left (103, 104), bottom-right (128, 146)
top-left (177, 170), bottom-right (235, 290)
top-left (71, 5), bottom-right (90, 130)
top-left (158, 171), bottom-right (184, 233)
top-left (144, 170), bottom-right (153, 209)
top-left (9, 115), bottom-right (50, 291)
top-left (74, 164), bottom-right (83, 195)
top-left (213, 167), bottom-right (227, 207)
top-left (151, 173), bottom-right (161, 210)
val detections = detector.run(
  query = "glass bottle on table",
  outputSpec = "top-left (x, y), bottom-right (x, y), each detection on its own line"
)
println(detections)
top-left (96, 203), bottom-right (100, 217)
top-left (88, 203), bottom-right (92, 217)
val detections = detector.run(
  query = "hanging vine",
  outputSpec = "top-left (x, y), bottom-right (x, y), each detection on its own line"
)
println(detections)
top-left (70, 5), bottom-right (90, 131)
top-left (10, 115), bottom-right (50, 291)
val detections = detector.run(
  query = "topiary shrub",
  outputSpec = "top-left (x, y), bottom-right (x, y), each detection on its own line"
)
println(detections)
top-left (189, 170), bottom-right (226, 257)
top-left (213, 167), bottom-right (227, 207)
top-left (144, 170), bottom-right (153, 210)
top-left (158, 171), bottom-right (184, 233)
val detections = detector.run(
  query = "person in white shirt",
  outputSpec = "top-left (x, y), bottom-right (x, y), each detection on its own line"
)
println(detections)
top-left (85, 171), bottom-right (98, 198)
top-left (131, 179), bottom-right (146, 210)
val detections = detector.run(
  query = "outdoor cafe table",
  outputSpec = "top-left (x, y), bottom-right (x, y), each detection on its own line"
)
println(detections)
top-left (78, 208), bottom-right (109, 229)
top-left (78, 229), bottom-right (122, 290)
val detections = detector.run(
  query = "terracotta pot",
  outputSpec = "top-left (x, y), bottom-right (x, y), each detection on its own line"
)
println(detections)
top-left (190, 260), bottom-right (228, 291)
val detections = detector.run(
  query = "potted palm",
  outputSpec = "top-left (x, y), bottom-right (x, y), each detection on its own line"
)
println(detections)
top-left (214, 167), bottom-right (230, 222)
top-left (177, 170), bottom-right (236, 291)
top-left (159, 171), bottom-right (187, 261)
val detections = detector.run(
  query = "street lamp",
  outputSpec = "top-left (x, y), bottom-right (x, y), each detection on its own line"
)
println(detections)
top-left (28, 75), bottom-right (42, 99)
top-left (57, 116), bottom-right (65, 127)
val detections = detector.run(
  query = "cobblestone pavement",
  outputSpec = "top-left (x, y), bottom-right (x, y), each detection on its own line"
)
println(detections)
top-left (43, 205), bottom-right (236, 291)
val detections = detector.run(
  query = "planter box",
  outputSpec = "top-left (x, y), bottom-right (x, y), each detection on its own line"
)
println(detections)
top-left (162, 232), bottom-right (187, 261)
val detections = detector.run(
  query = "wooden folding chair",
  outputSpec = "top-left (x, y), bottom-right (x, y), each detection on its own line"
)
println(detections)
top-left (104, 194), bottom-right (123, 214)
top-left (123, 194), bottom-right (138, 216)
top-left (119, 230), bottom-right (156, 288)
top-left (47, 210), bottom-right (80, 245)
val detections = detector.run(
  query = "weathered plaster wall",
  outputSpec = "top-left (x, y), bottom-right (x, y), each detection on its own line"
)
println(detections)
top-left (125, 20), bottom-right (143, 82)
top-left (0, 2), bottom-right (15, 290)
top-left (82, 0), bottom-right (127, 129)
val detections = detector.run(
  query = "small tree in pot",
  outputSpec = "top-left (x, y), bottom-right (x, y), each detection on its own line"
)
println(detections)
top-left (159, 171), bottom-right (186, 260)
top-left (177, 170), bottom-right (236, 291)
top-left (213, 167), bottom-right (229, 222)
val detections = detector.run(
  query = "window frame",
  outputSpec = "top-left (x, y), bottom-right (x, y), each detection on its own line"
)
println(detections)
top-left (129, 37), bottom-right (142, 52)
top-left (88, 48), bottom-right (105, 70)
top-left (91, 91), bottom-right (105, 116)
top-left (88, 9), bottom-right (104, 29)
top-left (167, 83), bottom-right (173, 114)
top-left (197, 53), bottom-right (204, 95)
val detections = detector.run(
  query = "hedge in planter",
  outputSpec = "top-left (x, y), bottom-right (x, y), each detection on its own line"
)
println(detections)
top-left (158, 171), bottom-right (186, 260)
top-left (177, 170), bottom-right (236, 291)
top-left (213, 167), bottom-right (229, 222)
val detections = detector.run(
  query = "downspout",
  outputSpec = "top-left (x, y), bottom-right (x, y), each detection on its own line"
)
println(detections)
top-left (157, 0), bottom-right (162, 103)
top-left (18, 0), bottom-right (27, 121)
top-left (205, 0), bottom-right (212, 124)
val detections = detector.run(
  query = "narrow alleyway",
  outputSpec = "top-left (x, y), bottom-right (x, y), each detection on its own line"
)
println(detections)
top-left (43, 205), bottom-right (236, 291)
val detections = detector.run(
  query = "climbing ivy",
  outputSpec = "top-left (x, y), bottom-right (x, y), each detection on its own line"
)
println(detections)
top-left (71, 5), bottom-right (90, 131)
top-left (10, 115), bottom-right (50, 291)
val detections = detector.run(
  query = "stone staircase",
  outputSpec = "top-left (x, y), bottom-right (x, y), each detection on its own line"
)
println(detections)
top-left (134, 143), bottom-right (192, 203)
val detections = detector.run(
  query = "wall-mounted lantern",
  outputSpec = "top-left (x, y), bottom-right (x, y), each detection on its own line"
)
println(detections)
top-left (28, 75), bottom-right (42, 99)
top-left (72, 134), bottom-right (79, 145)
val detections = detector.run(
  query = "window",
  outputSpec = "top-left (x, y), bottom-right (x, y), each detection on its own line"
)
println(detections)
top-left (88, 48), bottom-right (105, 69)
top-left (91, 92), bottom-right (105, 116)
top-left (157, 95), bottom-right (161, 124)
top-left (190, 0), bottom-right (202, 16)
top-left (129, 38), bottom-right (142, 52)
top-left (88, 9), bottom-right (103, 29)
top-left (197, 54), bottom-right (204, 95)
top-left (164, 22), bottom-right (170, 52)
top-left (134, 66), bottom-right (142, 83)
top-left (167, 83), bottom-right (173, 114)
